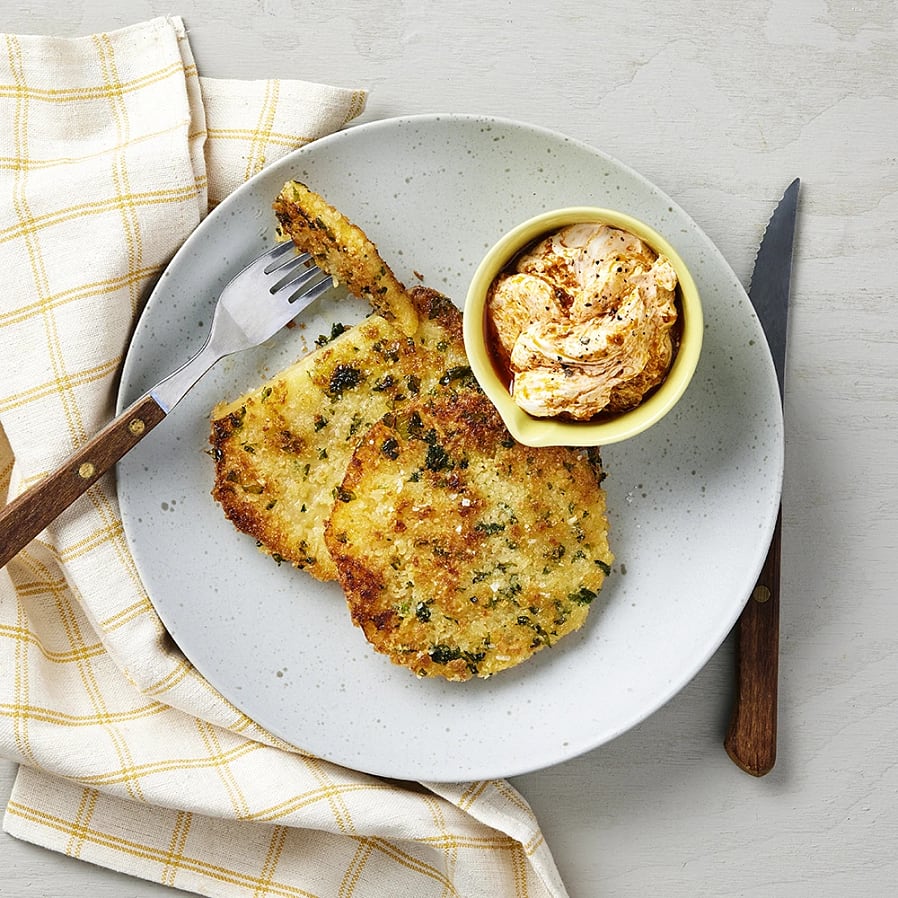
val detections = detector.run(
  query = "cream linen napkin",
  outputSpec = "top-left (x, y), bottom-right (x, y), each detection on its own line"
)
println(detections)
top-left (0, 17), bottom-right (568, 898)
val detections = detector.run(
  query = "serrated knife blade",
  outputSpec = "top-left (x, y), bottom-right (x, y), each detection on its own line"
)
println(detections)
top-left (750, 177), bottom-right (800, 401)
top-left (724, 178), bottom-right (800, 777)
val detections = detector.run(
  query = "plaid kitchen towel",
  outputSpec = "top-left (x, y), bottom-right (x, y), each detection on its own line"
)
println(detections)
top-left (0, 16), bottom-right (567, 898)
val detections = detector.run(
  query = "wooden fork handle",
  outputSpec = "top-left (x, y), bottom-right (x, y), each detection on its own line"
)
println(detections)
top-left (0, 393), bottom-right (166, 569)
top-left (724, 507), bottom-right (781, 776)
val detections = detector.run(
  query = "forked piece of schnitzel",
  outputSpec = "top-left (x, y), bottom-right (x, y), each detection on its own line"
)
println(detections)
top-left (273, 179), bottom-right (418, 336)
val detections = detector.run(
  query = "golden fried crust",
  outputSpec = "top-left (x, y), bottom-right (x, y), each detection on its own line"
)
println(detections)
top-left (273, 180), bottom-right (418, 336)
top-left (210, 287), bottom-right (472, 581)
top-left (324, 392), bottom-right (614, 681)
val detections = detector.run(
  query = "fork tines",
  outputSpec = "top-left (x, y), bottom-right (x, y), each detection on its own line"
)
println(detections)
top-left (263, 244), bottom-right (329, 303)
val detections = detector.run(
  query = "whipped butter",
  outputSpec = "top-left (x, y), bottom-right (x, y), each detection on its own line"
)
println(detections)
top-left (486, 222), bottom-right (680, 421)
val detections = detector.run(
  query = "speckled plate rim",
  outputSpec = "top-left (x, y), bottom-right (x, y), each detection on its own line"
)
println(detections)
top-left (116, 113), bottom-right (783, 781)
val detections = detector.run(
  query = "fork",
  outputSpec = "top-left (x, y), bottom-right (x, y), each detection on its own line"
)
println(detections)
top-left (0, 242), bottom-right (331, 569)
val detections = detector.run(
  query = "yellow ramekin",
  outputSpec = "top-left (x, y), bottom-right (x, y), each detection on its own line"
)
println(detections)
top-left (463, 207), bottom-right (703, 447)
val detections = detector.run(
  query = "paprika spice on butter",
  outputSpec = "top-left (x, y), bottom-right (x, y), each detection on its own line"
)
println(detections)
top-left (486, 222), bottom-right (680, 421)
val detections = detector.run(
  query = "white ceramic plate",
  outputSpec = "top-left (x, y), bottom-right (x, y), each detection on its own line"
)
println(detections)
top-left (117, 114), bottom-right (782, 781)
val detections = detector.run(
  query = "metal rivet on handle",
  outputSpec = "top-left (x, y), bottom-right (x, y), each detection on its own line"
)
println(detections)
top-left (77, 462), bottom-right (95, 480)
top-left (128, 418), bottom-right (146, 436)
top-left (752, 585), bottom-right (771, 604)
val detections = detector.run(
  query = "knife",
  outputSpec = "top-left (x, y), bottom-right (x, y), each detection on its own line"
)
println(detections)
top-left (724, 178), bottom-right (800, 777)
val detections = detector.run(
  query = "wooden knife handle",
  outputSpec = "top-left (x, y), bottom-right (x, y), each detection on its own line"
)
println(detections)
top-left (724, 507), bottom-right (781, 776)
top-left (0, 393), bottom-right (166, 569)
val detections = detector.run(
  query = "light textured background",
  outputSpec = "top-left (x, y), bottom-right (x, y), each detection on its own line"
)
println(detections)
top-left (2, 1), bottom-right (896, 895)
